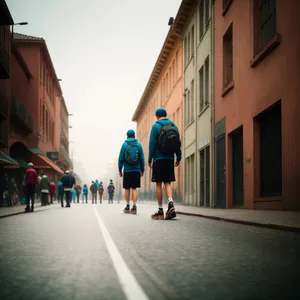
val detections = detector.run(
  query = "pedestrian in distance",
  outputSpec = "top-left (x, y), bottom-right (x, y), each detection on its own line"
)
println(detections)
top-left (107, 179), bottom-right (115, 204)
top-left (57, 181), bottom-right (64, 204)
top-left (75, 184), bottom-right (82, 203)
top-left (118, 129), bottom-right (145, 214)
top-left (24, 162), bottom-right (38, 212)
top-left (60, 170), bottom-right (76, 208)
top-left (98, 182), bottom-right (104, 203)
top-left (40, 175), bottom-right (50, 206)
top-left (82, 184), bottom-right (88, 203)
top-left (49, 181), bottom-right (56, 204)
top-left (71, 187), bottom-right (76, 203)
top-left (90, 181), bottom-right (98, 204)
top-left (148, 108), bottom-right (182, 220)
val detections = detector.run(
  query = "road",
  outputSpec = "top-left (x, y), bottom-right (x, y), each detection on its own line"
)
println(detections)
top-left (0, 201), bottom-right (299, 300)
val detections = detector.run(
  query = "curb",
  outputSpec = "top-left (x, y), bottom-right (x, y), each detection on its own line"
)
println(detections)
top-left (0, 205), bottom-right (60, 219)
top-left (176, 211), bottom-right (300, 233)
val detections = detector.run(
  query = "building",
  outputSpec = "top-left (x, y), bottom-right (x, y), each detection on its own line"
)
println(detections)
top-left (173, 0), bottom-right (214, 207)
top-left (57, 96), bottom-right (72, 171)
top-left (132, 20), bottom-right (183, 202)
top-left (0, 0), bottom-right (13, 150)
top-left (8, 33), bottom-right (64, 181)
top-left (214, 0), bottom-right (300, 210)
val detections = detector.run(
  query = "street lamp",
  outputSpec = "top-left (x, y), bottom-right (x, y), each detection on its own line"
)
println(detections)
top-left (11, 22), bottom-right (28, 44)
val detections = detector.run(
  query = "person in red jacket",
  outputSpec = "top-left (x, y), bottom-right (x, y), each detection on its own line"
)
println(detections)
top-left (24, 162), bottom-right (37, 212)
top-left (49, 181), bottom-right (56, 204)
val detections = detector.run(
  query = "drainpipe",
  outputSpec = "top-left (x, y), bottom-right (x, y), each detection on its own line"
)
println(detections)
top-left (210, 0), bottom-right (216, 208)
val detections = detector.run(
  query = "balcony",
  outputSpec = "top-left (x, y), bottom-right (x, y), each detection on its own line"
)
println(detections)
top-left (0, 39), bottom-right (10, 79)
top-left (0, 88), bottom-right (9, 120)
top-left (10, 97), bottom-right (33, 134)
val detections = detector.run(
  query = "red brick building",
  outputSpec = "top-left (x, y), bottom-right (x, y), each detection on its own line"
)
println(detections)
top-left (214, 0), bottom-right (300, 210)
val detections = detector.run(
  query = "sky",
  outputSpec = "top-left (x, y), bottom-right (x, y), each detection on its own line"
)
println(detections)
top-left (7, 0), bottom-right (182, 183)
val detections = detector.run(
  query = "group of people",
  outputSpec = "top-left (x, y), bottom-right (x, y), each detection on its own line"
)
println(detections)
top-left (118, 107), bottom-right (181, 220)
top-left (70, 180), bottom-right (116, 204)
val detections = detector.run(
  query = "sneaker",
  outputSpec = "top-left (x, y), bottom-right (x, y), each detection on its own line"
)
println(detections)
top-left (131, 205), bottom-right (137, 215)
top-left (165, 202), bottom-right (176, 220)
top-left (30, 207), bottom-right (34, 212)
top-left (66, 203), bottom-right (71, 208)
top-left (24, 206), bottom-right (30, 213)
top-left (151, 208), bottom-right (164, 220)
top-left (124, 204), bottom-right (130, 213)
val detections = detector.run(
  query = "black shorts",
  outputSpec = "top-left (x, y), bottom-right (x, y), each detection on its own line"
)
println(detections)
top-left (123, 172), bottom-right (141, 189)
top-left (151, 159), bottom-right (175, 183)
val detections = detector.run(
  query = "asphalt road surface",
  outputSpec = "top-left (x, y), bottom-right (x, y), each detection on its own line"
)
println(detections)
top-left (0, 201), bottom-right (299, 300)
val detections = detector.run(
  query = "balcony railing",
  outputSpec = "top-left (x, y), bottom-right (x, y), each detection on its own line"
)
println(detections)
top-left (0, 87), bottom-right (9, 120)
top-left (10, 97), bottom-right (33, 133)
top-left (0, 39), bottom-right (10, 79)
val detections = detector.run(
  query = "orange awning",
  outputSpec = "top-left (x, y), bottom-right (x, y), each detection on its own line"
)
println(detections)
top-left (32, 154), bottom-right (64, 175)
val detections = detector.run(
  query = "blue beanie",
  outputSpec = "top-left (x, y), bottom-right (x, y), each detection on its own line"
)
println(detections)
top-left (155, 108), bottom-right (167, 117)
top-left (127, 129), bottom-right (135, 137)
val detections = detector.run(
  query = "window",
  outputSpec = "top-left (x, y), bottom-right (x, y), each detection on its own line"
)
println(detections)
top-left (205, 0), bottom-right (210, 26)
top-left (223, 0), bottom-right (233, 16)
top-left (199, 1), bottom-right (204, 38)
top-left (199, 67), bottom-right (204, 112)
top-left (184, 37), bottom-right (188, 66)
top-left (223, 24), bottom-right (233, 87)
top-left (205, 57), bottom-right (209, 105)
top-left (190, 80), bottom-right (194, 122)
top-left (166, 73), bottom-right (169, 96)
top-left (172, 60), bottom-right (175, 87)
top-left (260, 0), bottom-right (276, 49)
top-left (184, 91), bottom-right (188, 126)
top-left (187, 32), bottom-right (191, 61)
top-left (191, 25), bottom-right (194, 56)
top-left (176, 50), bottom-right (179, 80)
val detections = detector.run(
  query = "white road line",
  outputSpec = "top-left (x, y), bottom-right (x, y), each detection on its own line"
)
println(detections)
top-left (93, 208), bottom-right (150, 300)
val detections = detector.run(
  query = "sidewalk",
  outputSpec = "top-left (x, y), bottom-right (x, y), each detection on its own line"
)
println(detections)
top-left (142, 201), bottom-right (300, 232)
top-left (0, 202), bottom-right (60, 218)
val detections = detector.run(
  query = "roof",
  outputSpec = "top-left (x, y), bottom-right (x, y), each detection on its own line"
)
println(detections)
top-left (0, 152), bottom-right (19, 165)
top-left (13, 32), bottom-right (43, 41)
top-left (0, 0), bottom-right (14, 25)
top-left (14, 32), bottom-right (63, 96)
top-left (131, 0), bottom-right (195, 121)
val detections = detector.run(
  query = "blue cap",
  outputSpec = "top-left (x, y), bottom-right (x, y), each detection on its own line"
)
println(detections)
top-left (127, 129), bottom-right (135, 137)
top-left (155, 108), bottom-right (167, 117)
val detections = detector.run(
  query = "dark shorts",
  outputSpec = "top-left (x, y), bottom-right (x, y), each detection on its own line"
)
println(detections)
top-left (151, 159), bottom-right (175, 183)
top-left (123, 172), bottom-right (141, 189)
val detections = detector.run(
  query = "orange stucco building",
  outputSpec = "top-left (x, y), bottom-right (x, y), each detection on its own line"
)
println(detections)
top-left (132, 28), bottom-right (183, 202)
top-left (214, 0), bottom-right (300, 210)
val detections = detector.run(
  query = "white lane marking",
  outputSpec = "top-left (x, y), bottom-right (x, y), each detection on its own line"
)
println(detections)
top-left (93, 208), bottom-right (149, 300)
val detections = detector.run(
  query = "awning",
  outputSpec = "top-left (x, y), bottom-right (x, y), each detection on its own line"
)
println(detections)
top-left (0, 152), bottom-right (19, 165)
top-left (28, 148), bottom-right (45, 155)
top-left (32, 154), bottom-right (64, 175)
top-left (15, 159), bottom-right (29, 169)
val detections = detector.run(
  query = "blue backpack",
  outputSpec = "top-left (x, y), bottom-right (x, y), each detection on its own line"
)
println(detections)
top-left (157, 121), bottom-right (181, 154)
top-left (125, 143), bottom-right (140, 165)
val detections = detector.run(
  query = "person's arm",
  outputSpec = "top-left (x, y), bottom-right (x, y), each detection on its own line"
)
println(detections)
top-left (148, 124), bottom-right (158, 165)
top-left (118, 143), bottom-right (125, 175)
top-left (139, 143), bottom-right (145, 174)
top-left (175, 124), bottom-right (182, 164)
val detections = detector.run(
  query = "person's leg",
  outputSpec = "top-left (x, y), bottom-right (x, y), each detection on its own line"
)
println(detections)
top-left (85, 194), bottom-right (88, 203)
top-left (124, 189), bottom-right (130, 212)
top-left (164, 183), bottom-right (172, 199)
top-left (156, 182), bottom-right (163, 207)
top-left (131, 188), bottom-right (138, 214)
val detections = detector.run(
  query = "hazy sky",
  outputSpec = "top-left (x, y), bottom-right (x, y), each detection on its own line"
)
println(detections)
top-left (7, 0), bottom-right (182, 183)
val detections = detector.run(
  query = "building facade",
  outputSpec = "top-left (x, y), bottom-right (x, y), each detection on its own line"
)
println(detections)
top-left (57, 96), bottom-right (72, 171)
top-left (174, 0), bottom-right (214, 207)
top-left (132, 28), bottom-right (183, 202)
top-left (214, 0), bottom-right (300, 210)
top-left (0, 0), bottom-right (13, 150)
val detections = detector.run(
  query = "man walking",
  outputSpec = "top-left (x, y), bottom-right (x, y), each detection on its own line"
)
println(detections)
top-left (61, 170), bottom-right (76, 208)
top-left (49, 181), bottom-right (56, 204)
top-left (57, 181), bottom-right (64, 204)
top-left (107, 179), bottom-right (115, 204)
top-left (148, 108), bottom-right (182, 220)
top-left (24, 162), bottom-right (37, 212)
top-left (90, 181), bottom-right (97, 204)
top-left (40, 175), bottom-right (50, 206)
top-left (118, 129), bottom-right (144, 214)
